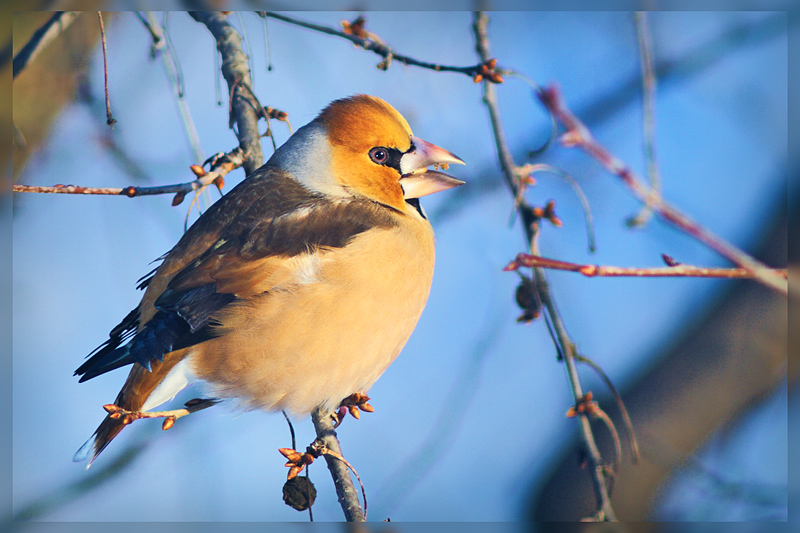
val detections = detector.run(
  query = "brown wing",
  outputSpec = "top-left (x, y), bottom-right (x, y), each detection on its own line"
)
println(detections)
top-left (74, 165), bottom-right (400, 465)
top-left (75, 164), bottom-right (398, 382)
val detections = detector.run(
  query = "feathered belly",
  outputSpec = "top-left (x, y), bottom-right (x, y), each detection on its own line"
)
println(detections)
top-left (186, 225), bottom-right (435, 416)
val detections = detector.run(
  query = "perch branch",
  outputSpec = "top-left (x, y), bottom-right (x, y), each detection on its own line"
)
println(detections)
top-left (311, 408), bottom-right (366, 522)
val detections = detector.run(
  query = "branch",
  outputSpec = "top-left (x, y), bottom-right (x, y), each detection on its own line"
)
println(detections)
top-left (472, 12), bottom-right (617, 522)
top-left (13, 11), bottom-right (79, 79)
top-left (628, 11), bottom-right (660, 227)
top-left (189, 11), bottom-right (263, 176)
top-left (310, 408), bottom-right (366, 522)
top-left (12, 147), bottom-right (243, 205)
top-left (538, 85), bottom-right (788, 296)
top-left (264, 12), bottom-right (498, 80)
top-left (97, 12), bottom-right (115, 127)
top-left (504, 252), bottom-right (789, 280)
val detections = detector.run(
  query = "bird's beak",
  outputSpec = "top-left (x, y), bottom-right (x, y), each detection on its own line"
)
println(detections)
top-left (399, 136), bottom-right (466, 199)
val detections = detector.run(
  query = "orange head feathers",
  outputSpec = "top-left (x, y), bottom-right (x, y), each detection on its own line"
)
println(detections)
top-left (270, 94), bottom-right (464, 213)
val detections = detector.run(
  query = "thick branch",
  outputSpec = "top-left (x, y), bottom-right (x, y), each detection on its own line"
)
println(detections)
top-left (310, 408), bottom-right (366, 522)
top-left (189, 11), bottom-right (263, 176)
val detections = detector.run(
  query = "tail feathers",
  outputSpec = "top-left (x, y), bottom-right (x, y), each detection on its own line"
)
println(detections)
top-left (73, 415), bottom-right (126, 468)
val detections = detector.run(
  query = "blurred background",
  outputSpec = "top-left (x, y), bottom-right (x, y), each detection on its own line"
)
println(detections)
top-left (9, 9), bottom-right (792, 523)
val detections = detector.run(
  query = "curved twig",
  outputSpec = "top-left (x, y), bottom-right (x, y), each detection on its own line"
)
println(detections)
top-left (518, 164), bottom-right (596, 253)
top-left (574, 354), bottom-right (640, 464)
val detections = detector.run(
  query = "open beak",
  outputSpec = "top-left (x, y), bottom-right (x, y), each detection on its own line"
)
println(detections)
top-left (399, 136), bottom-right (465, 199)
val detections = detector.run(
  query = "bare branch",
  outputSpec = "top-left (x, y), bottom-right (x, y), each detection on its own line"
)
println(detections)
top-left (189, 11), bottom-right (263, 175)
top-left (504, 252), bottom-right (788, 281)
top-left (628, 11), bottom-right (661, 227)
top-left (12, 147), bottom-right (243, 205)
top-left (97, 12), bottom-right (115, 127)
top-left (310, 408), bottom-right (366, 522)
top-left (574, 354), bottom-right (640, 464)
top-left (265, 12), bottom-right (496, 81)
top-left (473, 11), bottom-right (617, 522)
top-left (538, 84), bottom-right (788, 296)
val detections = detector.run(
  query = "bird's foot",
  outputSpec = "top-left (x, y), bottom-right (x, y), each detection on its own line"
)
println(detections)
top-left (332, 393), bottom-right (374, 428)
top-left (103, 398), bottom-right (219, 430)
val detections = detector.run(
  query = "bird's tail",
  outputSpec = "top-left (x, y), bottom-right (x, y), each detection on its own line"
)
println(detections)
top-left (73, 413), bottom-right (127, 468)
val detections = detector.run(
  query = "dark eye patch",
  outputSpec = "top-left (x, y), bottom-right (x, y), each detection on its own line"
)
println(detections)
top-left (369, 146), bottom-right (404, 173)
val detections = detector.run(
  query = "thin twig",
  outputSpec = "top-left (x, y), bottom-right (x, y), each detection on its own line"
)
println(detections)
top-left (591, 406), bottom-right (623, 486)
top-left (13, 147), bottom-right (243, 204)
top-left (161, 13), bottom-right (185, 98)
top-left (13, 11), bottom-right (79, 79)
top-left (134, 11), bottom-right (164, 56)
top-left (265, 12), bottom-right (490, 80)
top-left (504, 252), bottom-right (788, 280)
top-left (97, 12), bottom-right (115, 127)
top-left (516, 164), bottom-right (596, 253)
top-left (103, 398), bottom-right (218, 429)
top-left (576, 13), bottom-right (787, 131)
top-left (501, 69), bottom-right (558, 157)
top-left (538, 84), bottom-right (788, 296)
top-left (575, 354), bottom-right (640, 464)
top-left (473, 11), bottom-right (617, 521)
top-left (310, 408), bottom-right (366, 522)
top-left (531, 254), bottom-right (617, 521)
top-left (256, 12), bottom-right (274, 71)
top-left (628, 11), bottom-right (661, 228)
top-left (236, 12), bottom-right (255, 84)
top-left (164, 14), bottom-right (204, 165)
top-left (282, 411), bottom-right (296, 451)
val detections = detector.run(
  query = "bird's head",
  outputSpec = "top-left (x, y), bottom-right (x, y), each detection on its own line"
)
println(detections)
top-left (269, 95), bottom-right (465, 214)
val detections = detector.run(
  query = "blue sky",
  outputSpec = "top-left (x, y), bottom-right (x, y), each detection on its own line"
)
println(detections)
top-left (11, 11), bottom-right (789, 521)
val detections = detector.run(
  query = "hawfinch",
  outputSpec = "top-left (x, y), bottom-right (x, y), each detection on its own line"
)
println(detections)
top-left (74, 95), bottom-right (464, 465)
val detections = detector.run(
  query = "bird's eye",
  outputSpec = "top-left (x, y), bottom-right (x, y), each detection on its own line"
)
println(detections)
top-left (369, 147), bottom-right (389, 165)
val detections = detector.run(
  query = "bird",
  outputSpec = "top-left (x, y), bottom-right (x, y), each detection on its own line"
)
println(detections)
top-left (73, 94), bottom-right (465, 466)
